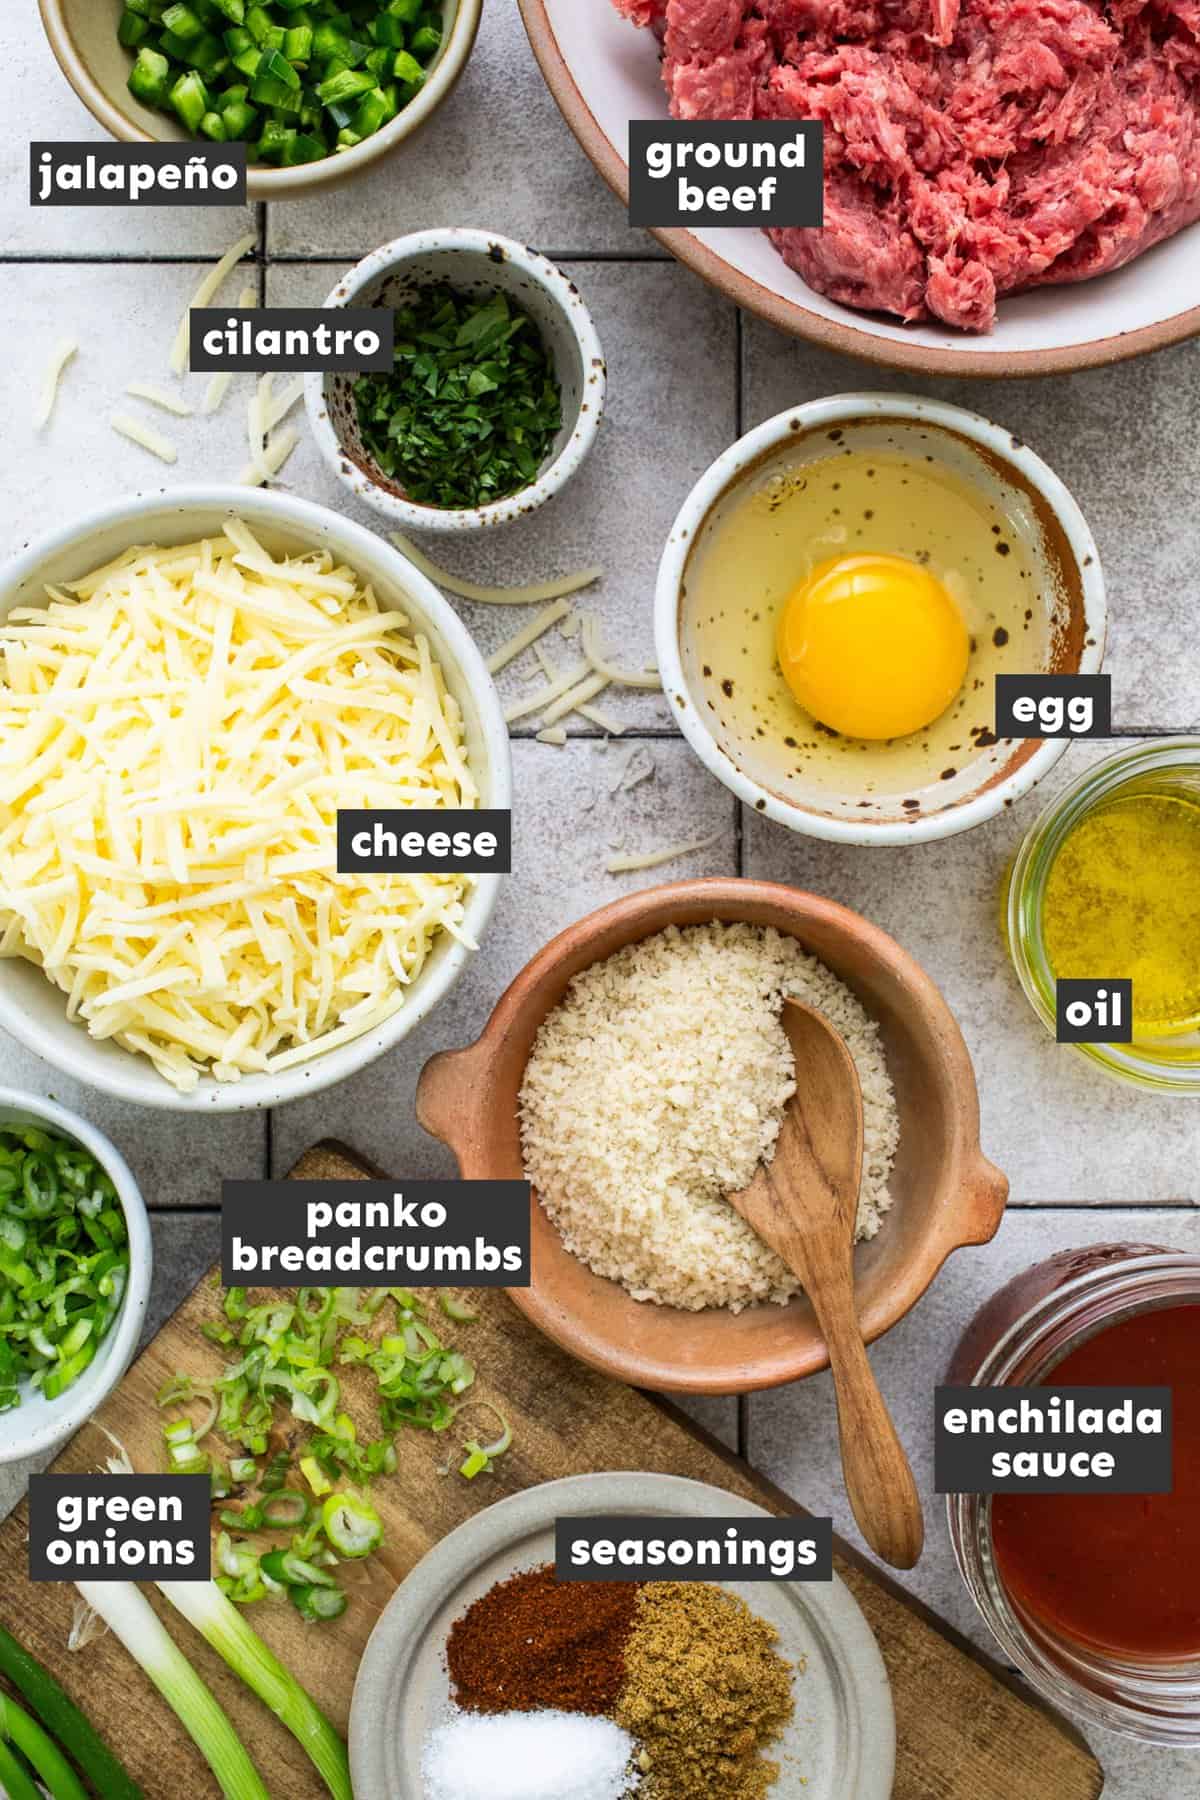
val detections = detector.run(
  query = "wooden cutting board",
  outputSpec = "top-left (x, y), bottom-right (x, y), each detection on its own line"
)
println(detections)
top-left (0, 1143), bottom-right (1103, 1799)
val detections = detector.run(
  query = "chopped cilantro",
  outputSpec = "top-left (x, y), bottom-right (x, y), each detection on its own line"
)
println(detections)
top-left (352, 285), bottom-right (563, 511)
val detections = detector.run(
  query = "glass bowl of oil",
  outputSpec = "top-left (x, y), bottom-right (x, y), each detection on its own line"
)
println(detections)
top-left (1007, 739), bottom-right (1200, 1092)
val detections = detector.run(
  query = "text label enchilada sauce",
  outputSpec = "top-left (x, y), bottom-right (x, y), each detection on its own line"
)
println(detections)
top-left (991, 1304), bottom-right (1200, 1659)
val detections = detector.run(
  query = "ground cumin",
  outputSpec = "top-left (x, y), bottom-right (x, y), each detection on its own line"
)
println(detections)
top-left (616, 1584), bottom-right (796, 1798)
top-left (446, 1563), bottom-right (641, 1716)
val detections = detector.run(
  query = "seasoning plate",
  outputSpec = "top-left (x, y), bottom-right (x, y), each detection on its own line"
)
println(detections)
top-left (348, 1471), bottom-right (896, 1799)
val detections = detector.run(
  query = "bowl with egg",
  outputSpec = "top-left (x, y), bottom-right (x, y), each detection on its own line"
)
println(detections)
top-left (657, 394), bottom-right (1106, 846)
top-left (416, 877), bottom-right (1009, 1395)
top-left (0, 488), bottom-right (510, 1112)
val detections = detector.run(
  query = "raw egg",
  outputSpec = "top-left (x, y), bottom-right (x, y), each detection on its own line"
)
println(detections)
top-left (776, 552), bottom-right (969, 740)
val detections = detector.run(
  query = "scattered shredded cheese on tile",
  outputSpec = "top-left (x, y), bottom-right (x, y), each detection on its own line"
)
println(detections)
top-left (239, 427), bottom-right (299, 487)
top-left (34, 339), bottom-right (78, 429)
top-left (264, 376), bottom-right (305, 433)
top-left (581, 614), bottom-right (662, 689)
top-left (125, 381), bottom-right (194, 418)
top-left (503, 660), bottom-right (590, 725)
top-left (0, 522), bottom-right (476, 1091)
top-left (391, 533), bottom-right (602, 606)
top-left (605, 832), bottom-right (723, 875)
top-left (110, 413), bottom-right (178, 464)
top-left (536, 727), bottom-right (567, 746)
top-left (487, 601), bottom-right (572, 675)
top-left (542, 670), bottom-right (610, 726)
top-left (204, 285), bottom-right (257, 416)
top-left (170, 230), bottom-right (257, 376)
top-left (576, 701), bottom-right (624, 735)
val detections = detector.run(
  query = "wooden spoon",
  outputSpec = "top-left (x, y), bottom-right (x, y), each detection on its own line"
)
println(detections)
top-left (728, 997), bottom-right (925, 1570)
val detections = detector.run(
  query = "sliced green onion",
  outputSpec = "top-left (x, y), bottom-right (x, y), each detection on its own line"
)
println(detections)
top-left (439, 1292), bottom-right (478, 1323)
top-left (261, 1490), bottom-right (310, 1531)
top-left (0, 1126), bottom-right (130, 1412)
top-left (321, 1492), bottom-right (382, 1559)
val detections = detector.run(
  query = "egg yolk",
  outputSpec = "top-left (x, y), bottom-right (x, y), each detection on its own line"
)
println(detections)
top-left (776, 552), bottom-right (970, 741)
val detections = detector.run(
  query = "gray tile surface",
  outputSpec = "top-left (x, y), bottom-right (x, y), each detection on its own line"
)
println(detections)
top-left (9, 6), bottom-right (254, 257)
top-left (1, 258), bottom-right (264, 553)
top-left (2, 8), bottom-right (1197, 1794)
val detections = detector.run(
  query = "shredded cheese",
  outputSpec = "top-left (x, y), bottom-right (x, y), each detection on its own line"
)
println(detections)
top-left (126, 382), bottom-right (194, 418)
top-left (576, 702), bottom-right (624, 735)
top-left (204, 374), bottom-right (234, 417)
top-left (170, 231), bottom-right (257, 376)
top-left (536, 727), bottom-right (567, 746)
top-left (110, 414), bottom-right (178, 464)
top-left (204, 285), bottom-right (257, 416)
top-left (605, 832), bottom-right (724, 875)
top-left (264, 376), bottom-right (305, 433)
top-left (247, 376), bottom-right (271, 484)
top-left (238, 427), bottom-right (299, 487)
top-left (0, 523), bottom-right (477, 1092)
top-left (391, 533), bottom-right (602, 606)
top-left (503, 660), bottom-right (590, 725)
top-left (34, 339), bottom-right (78, 430)
top-left (581, 614), bottom-right (662, 690)
top-left (541, 670), bottom-right (610, 727)
top-left (487, 601), bottom-right (571, 675)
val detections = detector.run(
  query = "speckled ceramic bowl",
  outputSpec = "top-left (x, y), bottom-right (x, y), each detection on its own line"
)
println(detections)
top-left (0, 1089), bottom-right (151, 1466)
top-left (657, 393), bottom-right (1107, 847)
top-left (39, 0), bottom-right (482, 201)
top-left (306, 230), bottom-right (606, 534)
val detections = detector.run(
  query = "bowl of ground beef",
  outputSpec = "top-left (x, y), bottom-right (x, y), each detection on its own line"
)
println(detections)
top-left (520, 0), bottom-right (1200, 375)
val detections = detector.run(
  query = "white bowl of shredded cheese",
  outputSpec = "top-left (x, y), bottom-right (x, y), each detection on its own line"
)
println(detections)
top-left (0, 489), bottom-right (510, 1111)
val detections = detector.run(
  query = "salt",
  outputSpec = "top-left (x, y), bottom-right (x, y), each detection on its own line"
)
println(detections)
top-left (421, 1707), bottom-right (639, 1800)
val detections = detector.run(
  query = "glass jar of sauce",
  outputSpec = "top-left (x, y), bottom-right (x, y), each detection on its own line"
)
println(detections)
top-left (946, 1244), bottom-right (1200, 1744)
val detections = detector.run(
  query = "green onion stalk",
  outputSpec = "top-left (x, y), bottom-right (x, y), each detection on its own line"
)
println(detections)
top-left (158, 1581), bottom-right (352, 1800)
top-left (74, 1583), bottom-right (269, 1800)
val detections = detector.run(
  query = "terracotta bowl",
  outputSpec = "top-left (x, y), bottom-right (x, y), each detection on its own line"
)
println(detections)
top-left (416, 878), bottom-right (1008, 1395)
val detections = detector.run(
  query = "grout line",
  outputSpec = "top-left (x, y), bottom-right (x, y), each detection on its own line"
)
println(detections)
top-left (0, 250), bottom-right (666, 269)
top-left (255, 201), bottom-right (269, 306)
top-left (146, 1200), bottom-right (1199, 1216)
top-left (258, 193), bottom-right (276, 1184)
top-left (261, 249), bottom-right (673, 266)
top-left (0, 250), bottom-right (266, 267)
top-left (513, 725), bottom-right (1191, 744)
top-left (1012, 1201), bottom-right (1198, 1211)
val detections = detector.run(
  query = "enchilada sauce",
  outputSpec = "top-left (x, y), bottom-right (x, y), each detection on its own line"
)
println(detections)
top-left (991, 1304), bottom-right (1200, 1659)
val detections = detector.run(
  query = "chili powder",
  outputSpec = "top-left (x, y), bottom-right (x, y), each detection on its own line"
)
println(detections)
top-left (447, 1563), bottom-right (640, 1716)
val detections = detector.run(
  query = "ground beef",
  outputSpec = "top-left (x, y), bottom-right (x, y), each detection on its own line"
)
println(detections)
top-left (610, 0), bottom-right (1200, 331)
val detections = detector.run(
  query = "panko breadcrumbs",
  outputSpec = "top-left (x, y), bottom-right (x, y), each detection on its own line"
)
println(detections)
top-left (518, 922), bottom-right (898, 1312)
